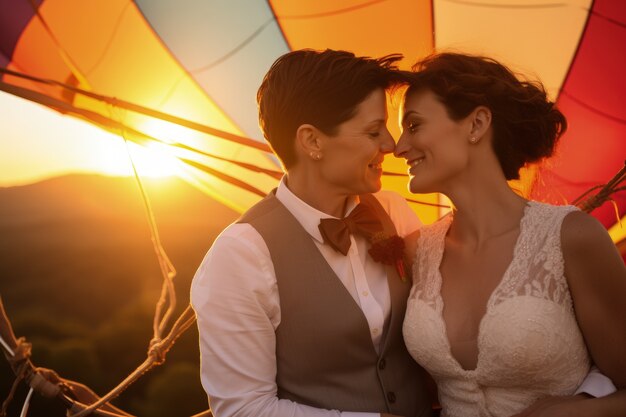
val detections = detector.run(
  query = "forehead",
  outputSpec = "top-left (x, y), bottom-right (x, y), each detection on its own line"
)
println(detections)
top-left (402, 89), bottom-right (445, 115)
top-left (351, 88), bottom-right (387, 120)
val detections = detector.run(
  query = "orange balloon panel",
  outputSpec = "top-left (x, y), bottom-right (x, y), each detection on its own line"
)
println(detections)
top-left (271, 0), bottom-right (434, 68)
top-left (6, 8), bottom-right (72, 101)
top-left (2, 0), bottom-right (282, 213)
top-left (271, 0), bottom-right (438, 221)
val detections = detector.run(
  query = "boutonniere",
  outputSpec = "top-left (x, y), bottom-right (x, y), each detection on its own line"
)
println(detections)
top-left (367, 232), bottom-right (407, 282)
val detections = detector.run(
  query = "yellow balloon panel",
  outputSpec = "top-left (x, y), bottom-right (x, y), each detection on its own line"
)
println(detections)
top-left (9, 0), bottom-right (280, 213)
top-left (608, 217), bottom-right (626, 245)
top-left (382, 174), bottom-right (443, 226)
top-left (433, 0), bottom-right (592, 99)
top-left (181, 163), bottom-right (276, 213)
top-left (72, 92), bottom-right (279, 211)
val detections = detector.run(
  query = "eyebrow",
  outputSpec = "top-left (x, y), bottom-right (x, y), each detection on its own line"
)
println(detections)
top-left (401, 111), bottom-right (420, 125)
top-left (366, 118), bottom-right (386, 127)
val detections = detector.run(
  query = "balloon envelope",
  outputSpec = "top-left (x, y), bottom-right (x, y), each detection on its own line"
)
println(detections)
top-left (1, 0), bottom-right (624, 246)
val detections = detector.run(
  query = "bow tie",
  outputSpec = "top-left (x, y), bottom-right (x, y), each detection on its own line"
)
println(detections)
top-left (318, 203), bottom-right (384, 255)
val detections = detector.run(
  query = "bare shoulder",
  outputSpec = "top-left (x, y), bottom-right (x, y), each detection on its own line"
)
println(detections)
top-left (561, 210), bottom-right (616, 255)
top-left (560, 209), bottom-right (626, 289)
top-left (559, 211), bottom-right (626, 388)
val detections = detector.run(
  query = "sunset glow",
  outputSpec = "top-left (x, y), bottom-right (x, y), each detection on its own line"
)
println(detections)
top-left (0, 91), bottom-right (181, 186)
top-left (125, 141), bottom-right (183, 178)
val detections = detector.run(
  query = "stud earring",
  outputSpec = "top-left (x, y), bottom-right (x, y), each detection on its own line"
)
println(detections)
top-left (469, 136), bottom-right (479, 144)
top-left (310, 151), bottom-right (322, 160)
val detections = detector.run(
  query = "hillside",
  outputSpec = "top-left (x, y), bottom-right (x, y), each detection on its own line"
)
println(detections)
top-left (0, 174), bottom-right (237, 322)
top-left (0, 174), bottom-right (239, 416)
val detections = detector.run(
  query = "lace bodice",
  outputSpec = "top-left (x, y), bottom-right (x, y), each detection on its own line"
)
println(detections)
top-left (403, 202), bottom-right (590, 417)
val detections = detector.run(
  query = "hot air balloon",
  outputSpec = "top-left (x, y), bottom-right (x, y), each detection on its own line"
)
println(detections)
top-left (1, 0), bottom-right (625, 415)
top-left (1, 0), bottom-right (624, 231)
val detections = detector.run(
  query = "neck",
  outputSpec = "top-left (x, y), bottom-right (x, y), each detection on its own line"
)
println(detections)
top-left (443, 167), bottom-right (527, 246)
top-left (285, 169), bottom-right (352, 218)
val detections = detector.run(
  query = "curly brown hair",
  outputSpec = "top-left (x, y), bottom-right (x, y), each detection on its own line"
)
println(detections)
top-left (403, 53), bottom-right (567, 180)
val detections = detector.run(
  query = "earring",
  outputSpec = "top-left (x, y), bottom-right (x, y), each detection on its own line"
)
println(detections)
top-left (469, 136), bottom-right (479, 144)
top-left (309, 151), bottom-right (322, 160)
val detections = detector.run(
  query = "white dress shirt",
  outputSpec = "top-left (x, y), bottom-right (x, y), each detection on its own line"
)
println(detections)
top-left (191, 179), bottom-right (421, 417)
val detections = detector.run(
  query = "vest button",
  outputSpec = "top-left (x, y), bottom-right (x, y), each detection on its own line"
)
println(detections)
top-left (378, 358), bottom-right (386, 370)
top-left (387, 391), bottom-right (396, 403)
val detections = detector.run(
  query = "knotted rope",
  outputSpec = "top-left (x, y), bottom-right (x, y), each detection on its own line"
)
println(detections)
top-left (573, 161), bottom-right (626, 216)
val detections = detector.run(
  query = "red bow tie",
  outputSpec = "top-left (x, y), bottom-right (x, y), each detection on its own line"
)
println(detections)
top-left (318, 203), bottom-right (384, 255)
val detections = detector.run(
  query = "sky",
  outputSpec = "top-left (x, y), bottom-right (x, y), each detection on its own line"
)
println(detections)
top-left (0, 90), bottom-right (179, 187)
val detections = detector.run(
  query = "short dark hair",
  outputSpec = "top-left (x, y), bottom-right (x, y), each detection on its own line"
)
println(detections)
top-left (257, 49), bottom-right (402, 169)
top-left (403, 53), bottom-right (567, 180)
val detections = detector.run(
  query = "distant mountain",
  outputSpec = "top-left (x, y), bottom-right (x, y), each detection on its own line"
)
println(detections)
top-left (0, 173), bottom-right (238, 227)
top-left (0, 174), bottom-right (239, 325)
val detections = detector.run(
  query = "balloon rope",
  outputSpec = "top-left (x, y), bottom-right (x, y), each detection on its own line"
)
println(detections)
top-left (58, 107), bottom-right (202, 416)
top-left (127, 140), bottom-right (178, 339)
top-left (65, 109), bottom-right (197, 417)
top-left (0, 334), bottom-right (14, 357)
top-left (69, 307), bottom-right (196, 417)
top-left (575, 161), bottom-right (626, 214)
top-left (405, 198), bottom-right (451, 209)
top-left (0, 67), bottom-right (270, 152)
top-left (0, 79), bottom-right (279, 190)
top-left (19, 388), bottom-right (33, 417)
top-left (111, 105), bottom-right (178, 341)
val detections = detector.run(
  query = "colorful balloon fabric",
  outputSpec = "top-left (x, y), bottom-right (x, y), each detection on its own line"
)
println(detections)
top-left (1, 0), bottom-right (624, 250)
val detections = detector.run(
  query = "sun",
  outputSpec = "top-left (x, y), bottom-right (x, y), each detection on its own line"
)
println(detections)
top-left (126, 141), bottom-right (183, 178)
top-left (82, 117), bottom-right (203, 181)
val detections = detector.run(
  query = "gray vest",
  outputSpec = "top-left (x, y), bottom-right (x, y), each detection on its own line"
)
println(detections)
top-left (239, 191), bottom-right (432, 417)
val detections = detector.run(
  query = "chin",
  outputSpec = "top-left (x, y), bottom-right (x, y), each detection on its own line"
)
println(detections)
top-left (408, 178), bottom-right (434, 195)
top-left (368, 179), bottom-right (382, 194)
top-left (345, 175), bottom-right (382, 195)
top-left (351, 183), bottom-right (380, 196)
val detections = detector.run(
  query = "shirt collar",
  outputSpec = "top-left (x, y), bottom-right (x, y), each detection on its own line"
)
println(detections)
top-left (275, 176), bottom-right (360, 244)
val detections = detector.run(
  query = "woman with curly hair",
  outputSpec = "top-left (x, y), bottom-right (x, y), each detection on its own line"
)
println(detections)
top-left (395, 53), bottom-right (626, 417)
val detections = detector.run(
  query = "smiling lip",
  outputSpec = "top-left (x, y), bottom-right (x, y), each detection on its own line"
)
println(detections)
top-left (407, 157), bottom-right (425, 173)
top-left (368, 158), bottom-right (384, 170)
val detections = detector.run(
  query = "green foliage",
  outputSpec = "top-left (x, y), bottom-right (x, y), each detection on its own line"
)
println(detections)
top-left (0, 175), bottom-right (236, 416)
top-left (131, 362), bottom-right (208, 417)
top-left (49, 338), bottom-right (102, 386)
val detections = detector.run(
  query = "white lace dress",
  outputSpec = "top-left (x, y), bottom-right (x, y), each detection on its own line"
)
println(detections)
top-left (403, 202), bottom-right (590, 417)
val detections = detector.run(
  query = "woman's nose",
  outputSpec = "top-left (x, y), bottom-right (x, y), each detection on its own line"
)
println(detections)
top-left (394, 133), bottom-right (409, 158)
top-left (379, 128), bottom-right (395, 154)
